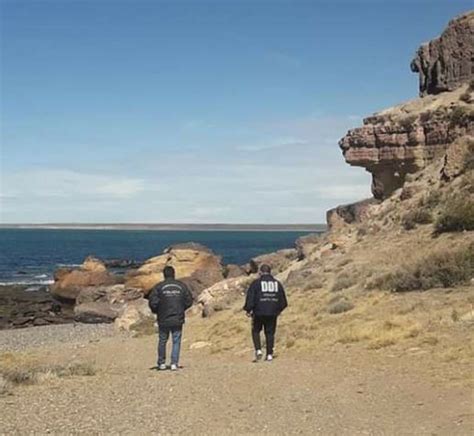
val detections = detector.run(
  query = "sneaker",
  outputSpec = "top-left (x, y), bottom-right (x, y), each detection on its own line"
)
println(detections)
top-left (158, 364), bottom-right (167, 371)
top-left (170, 364), bottom-right (178, 371)
top-left (253, 349), bottom-right (263, 362)
top-left (266, 354), bottom-right (273, 362)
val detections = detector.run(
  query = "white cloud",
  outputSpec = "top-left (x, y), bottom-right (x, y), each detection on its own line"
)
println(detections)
top-left (2, 169), bottom-right (147, 200)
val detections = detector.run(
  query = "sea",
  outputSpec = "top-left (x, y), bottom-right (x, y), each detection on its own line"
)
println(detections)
top-left (0, 229), bottom-right (317, 288)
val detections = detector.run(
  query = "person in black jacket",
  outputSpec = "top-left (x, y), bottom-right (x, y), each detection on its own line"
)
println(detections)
top-left (148, 266), bottom-right (193, 371)
top-left (243, 263), bottom-right (288, 362)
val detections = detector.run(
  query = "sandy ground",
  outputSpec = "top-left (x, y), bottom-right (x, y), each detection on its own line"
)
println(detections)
top-left (1, 321), bottom-right (473, 435)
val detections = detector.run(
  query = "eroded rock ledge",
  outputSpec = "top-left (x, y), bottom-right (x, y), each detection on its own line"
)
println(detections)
top-left (339, 12), bottom-right (473, 200)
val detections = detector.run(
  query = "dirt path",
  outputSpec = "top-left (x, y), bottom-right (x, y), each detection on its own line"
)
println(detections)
top-left (1, 331), bottom-right (472, 435)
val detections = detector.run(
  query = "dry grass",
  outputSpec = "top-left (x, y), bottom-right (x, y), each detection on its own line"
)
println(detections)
top-left (327, 299), bottom-right (354, 314)
top-left (330, 272), bottom-right (358, 292)
top-left (368, 243), bottom-right (473, 292)
top-left (0, 361), bottom-right (96, 392)
top-left (435, 193), bottom-right (474, 233)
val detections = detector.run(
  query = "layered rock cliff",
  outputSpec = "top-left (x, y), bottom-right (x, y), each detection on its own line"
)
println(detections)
top-left (339, 12), bottom-right (473, 200)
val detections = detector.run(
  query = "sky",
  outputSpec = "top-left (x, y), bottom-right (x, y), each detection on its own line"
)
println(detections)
top-left (1, 0), bottom-right (472, 224)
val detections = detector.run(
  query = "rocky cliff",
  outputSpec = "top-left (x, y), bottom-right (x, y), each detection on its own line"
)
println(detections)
top-left (339, 12), bottom-right (473, 200)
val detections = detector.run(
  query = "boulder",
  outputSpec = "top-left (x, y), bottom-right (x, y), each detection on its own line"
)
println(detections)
top-left (198, 275), bottom-right (255, 317)
top-left (50, 256), bottom-right (119, 302)
top-left (74, 284), bottom-right (143, 324)
top-left (247, 249), bottom-right (298, 274)
top-left (125, 243), bottom-right (225, 296)
top-left (114, 298), bottom-right (156, 335)
top-left (225, 264), bottom-right (247, 278)
top-left (326, 199), bottom-right (378, 229)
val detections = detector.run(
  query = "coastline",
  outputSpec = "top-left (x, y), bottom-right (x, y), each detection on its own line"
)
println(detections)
top-left (0, 223), bottom-right (326, 232)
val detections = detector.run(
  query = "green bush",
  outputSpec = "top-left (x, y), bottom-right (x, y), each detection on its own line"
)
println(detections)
top-left (435, 195), bottom-right (474, 233)
top-left (376, 244), bottom-right (473, 292)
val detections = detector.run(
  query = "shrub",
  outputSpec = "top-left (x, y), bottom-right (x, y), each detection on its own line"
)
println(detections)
top-left (398, 114), bottom-right (417, 130)
top-left (449, 106), bottom-right (474, 127)
top-left (376, 244), bottom-right (473, 292)
top-left (330, 272), bottom-right (357, 292)
top-left (328, 299), bottom-right (354, 314)
top-left (402, 208), bottom-right (433, 230)
top-left (0, 362), bottom-right (96, 388)
top-left (435, 195), bottom-right (474, 233)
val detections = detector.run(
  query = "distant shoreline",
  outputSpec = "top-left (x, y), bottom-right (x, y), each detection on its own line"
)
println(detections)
top-left (0, 223), bottom-right (326, 232)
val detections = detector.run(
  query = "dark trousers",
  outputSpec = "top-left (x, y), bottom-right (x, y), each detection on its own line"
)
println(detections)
top-left (252, 315), bottom-right (277, 355)
top-left (158, 326), bottom-right (182, 365)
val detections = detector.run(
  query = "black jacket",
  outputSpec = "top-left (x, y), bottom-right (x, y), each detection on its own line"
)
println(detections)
top-left (148, 279), bottom-right (193, 327)
top-left (244, 274), bottom-right (288, 317)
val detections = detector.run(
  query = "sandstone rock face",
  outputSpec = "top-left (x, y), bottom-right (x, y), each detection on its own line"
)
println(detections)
top-left (340, 86), bottom-right (473, 199)
top-left (114, 298), bottom-right (156, 335)
top-left (74, 284), bottom-right (143, 323)
top-left (326, 198), bottom-right (378, 228)
top-left (225, 264), bottom-right (247, 279)
top-left (339, 13), bottom-right (473, 200)
top-left (198, 275), bottom-right (255, 317)
top-left (411, 12), bottom-right (473, 97)
top-left (295, 234), bottom-right (323, 259)
top-left (50, 257), bottom-right (119, 302)
top-left (125, 243), bottom-right (225, 296)
top-left (442, 136), bottom-right (474, 180)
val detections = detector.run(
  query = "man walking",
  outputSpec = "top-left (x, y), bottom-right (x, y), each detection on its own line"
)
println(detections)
top-left (148, 266), bottom-right (193, 371)
top-left (244, 264), bottom-right (288, 362)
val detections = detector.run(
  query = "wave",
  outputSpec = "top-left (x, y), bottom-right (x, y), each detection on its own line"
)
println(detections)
top-left (0, 279), bottom-right (54, 286)
top-left (56, 263), bottom-right (81, 268)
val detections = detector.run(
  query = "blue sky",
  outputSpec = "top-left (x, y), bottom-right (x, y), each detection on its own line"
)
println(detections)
top-left (1, 0), bottom-right (471, 223)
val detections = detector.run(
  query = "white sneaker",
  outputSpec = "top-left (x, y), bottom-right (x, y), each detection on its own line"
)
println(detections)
top-left (158, 364), bottom-right (167, 371)
top-left (266, 354), bottom-right (273, 362)
top-left (170, 364), bottom-right (178, 371)
top-left (253, 349), bottom-right (263, 362)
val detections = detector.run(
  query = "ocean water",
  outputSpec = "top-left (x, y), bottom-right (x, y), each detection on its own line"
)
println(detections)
top-left (0, 229), bottom-right (316, 286)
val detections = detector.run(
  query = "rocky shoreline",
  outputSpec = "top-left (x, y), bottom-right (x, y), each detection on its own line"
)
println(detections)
top-left (0, 239), bottom-right (309, 331)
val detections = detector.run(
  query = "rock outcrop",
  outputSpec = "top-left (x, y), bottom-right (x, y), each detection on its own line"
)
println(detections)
top-left (0, 285), bottom-right (74, 329)
top-left (74, 284), bottom-right (143, 323)
top-left (50, 256), bottom-right (119, 302)
top-left (197, 275), bottom-right (255, 317)
top-left (246, 249), bottom-right (298, 274)
top-left (114, 298), bottom-right (156, 335)
top-left (411, 12), bottom-right (473, 97)
top-left (326, 198), bottom-right (378, 228)
top-left (339, 12), bottom-right (474, 200)
top-left (125, 243), bottom-right (225, 297)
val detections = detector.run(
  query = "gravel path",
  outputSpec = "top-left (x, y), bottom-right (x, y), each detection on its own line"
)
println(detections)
top-left (0, 323), bottom-right (119, 352)
top-left (1, 326), bottom-right (472, 435)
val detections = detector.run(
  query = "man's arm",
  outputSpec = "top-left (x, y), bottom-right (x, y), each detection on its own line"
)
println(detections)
top-left (278, 282), bottom-right (288, 313)
top-left (243, 280), bottom-right (257, 314)
top-left (148, 287), bottom-right (160, 314)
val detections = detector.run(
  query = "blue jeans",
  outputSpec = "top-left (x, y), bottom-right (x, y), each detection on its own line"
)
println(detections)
top-left (158, 326), bottom-right (182, 366)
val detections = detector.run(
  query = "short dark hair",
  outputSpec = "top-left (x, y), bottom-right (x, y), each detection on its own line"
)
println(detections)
top-left (163, 266), bottom-right (175, 279)
top-left (260, 264), bottom-right (271, 274)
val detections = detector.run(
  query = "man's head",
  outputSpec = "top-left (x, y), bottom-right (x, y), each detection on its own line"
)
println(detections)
top-left (259, 264), bottom-right (271, 275)
top-left (163, 265), bottom-right (175, 279)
